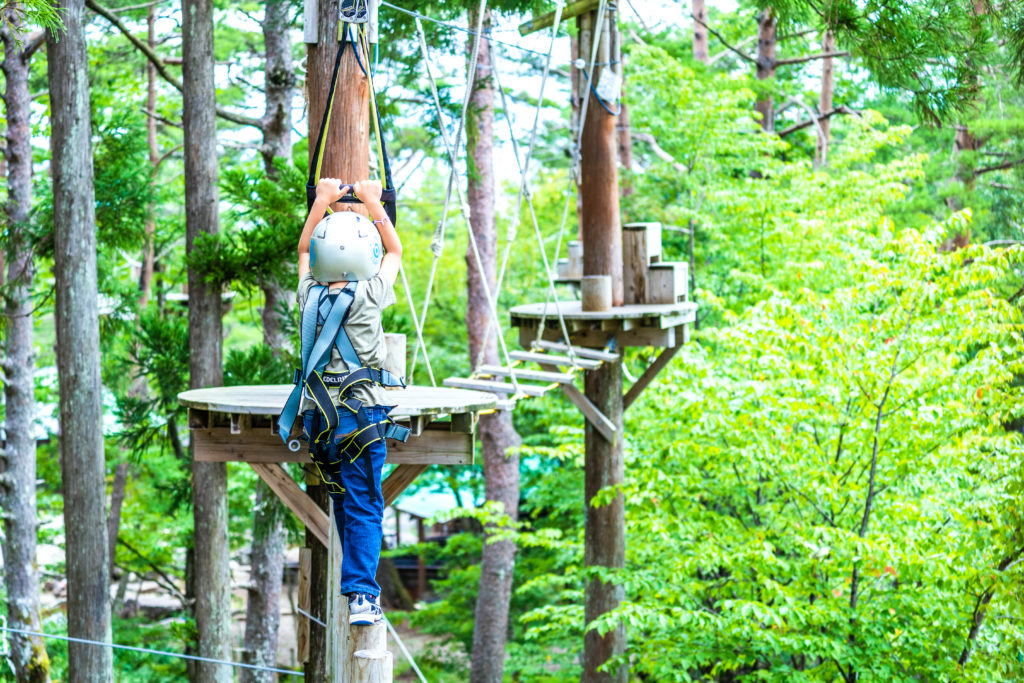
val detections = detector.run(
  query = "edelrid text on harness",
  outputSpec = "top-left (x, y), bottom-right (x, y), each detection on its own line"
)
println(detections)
top-left (278, 283), bottom-right (409, 491)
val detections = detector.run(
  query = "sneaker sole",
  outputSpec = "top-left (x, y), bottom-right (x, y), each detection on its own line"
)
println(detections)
top-left (349, 614), bottom-right (383, 626)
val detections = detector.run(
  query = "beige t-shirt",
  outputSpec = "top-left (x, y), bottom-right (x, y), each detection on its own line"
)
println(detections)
top-left (297, 271), bottom-right (397, 411)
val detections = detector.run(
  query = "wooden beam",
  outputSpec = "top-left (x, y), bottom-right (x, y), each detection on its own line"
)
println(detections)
top-left (442, 377), bottom-right (550, 397)
top-left (623, 344), bottom-right (683, 411)
top-left (476, 364), bottom-right (575, 384)
top-left (509, 350), bottom-right (601, 370)
top-left (297, 547), bottom-right (312, 663)
top-left (540, 364), bottom-right (616, 442)
top-left (191, 426), bottom-right (473, 465)
top-left (531, 340), bottom-right (619, 362)
top-left (518, 0), bottom-right (600, 35)
top-left (383, 464), bottom-right (428, 507)
top-left (250, 463), bottom-right (330, 548)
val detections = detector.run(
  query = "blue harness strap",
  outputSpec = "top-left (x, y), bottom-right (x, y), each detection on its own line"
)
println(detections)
top-left (278, 282), bottom-right (408, 454)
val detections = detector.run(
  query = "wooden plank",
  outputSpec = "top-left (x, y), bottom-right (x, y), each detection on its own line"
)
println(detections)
top-left (383, 464), bottom-right (428, 508)
top-left (297, 547), bottom-right (312, 664)
top-left (647, 261), bottom-right (688, 305)
top-left (388, 427), bottom-right (474, 465)
top-left (539, 364), bottom-right (616, 442)
top-left (509, 300), bottom-right (697, 322)
top-left (250, 463), bottom-right (329, 548)
top-left (477, 364), bottom-right (575, 384)
top-left (178, 384), bottom-right (497, 419)
top-left (443, 377), bottom-right (551, 397)
top-left (623, 223), bottom-right (662, 305)
top-left (531, 341), bottom-right (619, 362)
top-left (522, 323), bottom-right (680, 349)
top-left (449, 411), bottom-right (478, 434)
top-left (518, 0), bottom-right (599, 35)
top-left (191, 427), bottom-right (472, 465)
top-left (509, 350), bottom-right (601, 370)
top-left (623, 344), bottom-right (684, 411)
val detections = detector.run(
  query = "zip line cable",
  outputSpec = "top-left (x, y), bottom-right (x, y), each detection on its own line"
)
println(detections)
top-left (0, 626), bottom-right (305, 678)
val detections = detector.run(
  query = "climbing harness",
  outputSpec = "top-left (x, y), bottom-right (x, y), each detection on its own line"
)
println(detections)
top-left (278, 283), bottom-right (409, 494)
top-left (307, 20), bottom-right (397, 228)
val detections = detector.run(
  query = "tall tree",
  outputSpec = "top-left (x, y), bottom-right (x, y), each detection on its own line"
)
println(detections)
top-left (815, 29), bottom-right (835, 168)
top-left (182, 0), bottom-right (229, 680)
top-left (240, 1), bottom-right (294, 679)
top-left (46, 0), bottom-right (113, 680)
top-left (692, 0), bottom-right (708, 63)
top-left (464, 8), bottom-right (522, 683)
top-left (1, 7), bottom-right (49, 682)
top-left (754, 7), bottom-right (776, 131)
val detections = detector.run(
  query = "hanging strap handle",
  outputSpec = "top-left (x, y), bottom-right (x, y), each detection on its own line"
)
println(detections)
top-left (307, 25), bottom-right (397, 227)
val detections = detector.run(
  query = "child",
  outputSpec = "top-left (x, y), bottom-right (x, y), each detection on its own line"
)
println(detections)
top-left (292, 177), bottom-right (404, 625)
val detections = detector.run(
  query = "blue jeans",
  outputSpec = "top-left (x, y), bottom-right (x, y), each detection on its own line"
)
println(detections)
top-left (303, 406), bottom-right (388, 597)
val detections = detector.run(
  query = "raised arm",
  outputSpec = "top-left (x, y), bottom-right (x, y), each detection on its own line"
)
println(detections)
top-left (353, 179), bottom-right (402, 286)
top-left (298, 178), bottom-right (348, 279)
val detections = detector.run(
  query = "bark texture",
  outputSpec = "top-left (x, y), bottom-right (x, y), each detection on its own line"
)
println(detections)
top-left (582, 360), bottom-right (626, 683)
top-left (305, 0), bottom-right (369, 676)
top-left (465, 10), bottom-right (522, 683)
top-left (46, 1), bottom-right (114, 680)
top-left (754, 8), bottom-right (777, 131)
top-left (139, 5), bottom-right (157, 306)
top-left (183, 0), bottom-right (229, 680)
top-left (816, 30), bottom-right (835, 169)
top-left (579, 8), bottom-right (623, 306)
top-left (692, 0), bottom-right (709, 63)
top-left (1, 7), bottom-right (50, 681)
top-left (240, 4), bottom-right (294, 676)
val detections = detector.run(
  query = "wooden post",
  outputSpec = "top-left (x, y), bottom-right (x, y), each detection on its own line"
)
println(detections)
top-left (578, 5), bottom-right (627, 682)
top-left (307, 1), bottom-right (370, 677)
top-left (579, 6), bottom-right (623, 307)
top-left (327, 506), bottom-right (390, 682)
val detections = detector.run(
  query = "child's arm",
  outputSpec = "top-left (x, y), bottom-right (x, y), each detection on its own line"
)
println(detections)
top-left (353, 179), bottom-right (402, 287)
top-left (298, 178), bottom-right (349, 279)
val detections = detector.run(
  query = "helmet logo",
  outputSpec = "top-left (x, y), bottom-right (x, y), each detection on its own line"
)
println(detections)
top-left (372, 242), bottom-right (381, 260)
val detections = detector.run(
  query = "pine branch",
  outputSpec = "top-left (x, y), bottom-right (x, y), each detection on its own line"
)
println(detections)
top-left (777, 106), bottom-right (858, 137)
top-left (692, 15), bottom-right (756, 64)
top-left (775, 50), bottom-right (850, 66)
top-left (975, 158), bottom-right (1024, 176)
top-left (85, 0), bottom-right (262, 129)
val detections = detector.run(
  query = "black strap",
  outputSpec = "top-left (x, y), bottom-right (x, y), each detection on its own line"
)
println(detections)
top-left (306, 27), bottom-right (398, 227)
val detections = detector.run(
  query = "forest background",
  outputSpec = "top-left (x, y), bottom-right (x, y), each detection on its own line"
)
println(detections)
top-left (4, 0), bottom-right (1024, 681)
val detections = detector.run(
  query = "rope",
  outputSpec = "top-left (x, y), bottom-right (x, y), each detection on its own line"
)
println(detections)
top-left (475, 4), bottom-right (577, 371)
top-left (408, 6), bottom-right (524, 394)
top-left (0, 626), bottom-right (304, 677)
top-left (378, 0), bottom-right (551, 58)
top-left (386, 618), bottom-right (428, 683)
top-left (535, 0), bottom-right (610, 344)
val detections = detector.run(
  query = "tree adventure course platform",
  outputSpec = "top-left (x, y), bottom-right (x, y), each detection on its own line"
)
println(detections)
top-left (178, 384), bottom-right (497, 548)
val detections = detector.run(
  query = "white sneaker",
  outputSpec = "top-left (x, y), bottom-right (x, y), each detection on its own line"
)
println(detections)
top-left (347, 593), bottom-right (383, 625)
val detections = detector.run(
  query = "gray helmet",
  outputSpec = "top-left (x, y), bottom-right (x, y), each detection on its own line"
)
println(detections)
top-left (309, 211), bottom-right (383, 282)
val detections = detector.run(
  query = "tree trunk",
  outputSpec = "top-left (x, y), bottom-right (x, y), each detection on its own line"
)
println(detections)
top-left (754, 8), bottom-right (777, 132)
top-left (465, 10), bottom-right (523, 683)
top-left (305, 0), bottom-right (369, 677)
top-left (582, 360), bottom-right (626, 683)
top-left (107, 462), bottom-right (129, 574)
top-left (240, 5), bottom-right (294, 675)
top-left (240, 485), bottom-right (287, 683)
top-left (1, 8), bottom-right (50, 682)
top-left (139, 4), bottom-right (158, 307)
top-left (46, 1), bottom-right (113, 680)
top-left (579, 7), bottom-right (623, 306)
top-left (183, 0), bottom-right (229, 680)
top-left (816, 30), bottom-right (835, 169)
top-left (692, 0), bottom-right (709, 63)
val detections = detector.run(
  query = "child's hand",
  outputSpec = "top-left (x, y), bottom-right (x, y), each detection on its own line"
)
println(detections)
top-left (353, 180), bottom-right (383, 208)
top-left (316, 178), bottom-right (349, 205)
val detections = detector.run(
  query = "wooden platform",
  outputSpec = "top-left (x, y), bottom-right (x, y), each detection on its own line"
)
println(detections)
top-left (510, 300), bottom-right (696, 348)
top-left (178, 385), bottom-right (498, 549)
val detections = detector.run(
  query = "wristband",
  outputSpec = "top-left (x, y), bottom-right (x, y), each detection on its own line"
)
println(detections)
top-left (373, 217), bottom-right (389, 226)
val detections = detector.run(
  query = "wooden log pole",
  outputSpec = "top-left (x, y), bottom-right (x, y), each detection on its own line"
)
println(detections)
top-left (577, 5), bottom-right (627, 681)
top-left (581, 275), bottom-right (613, 312)
top-left (579, 7), bottom-right (623, 308)
top-left (352, 650), bottom-right (393, 682)
top-left (307, 0), bottom-right (370, 676)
